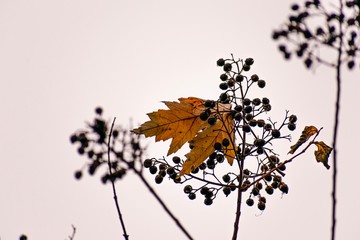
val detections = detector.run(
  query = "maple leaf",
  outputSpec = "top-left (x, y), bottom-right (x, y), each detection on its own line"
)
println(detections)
top-left (132, 96), bottom-right (236, 176)
top-left (132, 97), bottom-right (207, 155)
top-left (313, 141), bottom-right (332, 169)
top-left (180, 112), bottom-right (236, 176)
top-left (289, 126), bottom-right (318, 154)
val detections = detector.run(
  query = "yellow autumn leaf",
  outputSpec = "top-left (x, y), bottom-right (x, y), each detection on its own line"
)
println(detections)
top-left (180, 112), bottom-right (236, 176)
top-left (133, 96), bottom-right (235, 176)
top-left (132, 97), bottom-right (207, 155)
top-left (314, 141), bottom-right (332, 169)
top-left (289, 126), bottom-right (318, 154)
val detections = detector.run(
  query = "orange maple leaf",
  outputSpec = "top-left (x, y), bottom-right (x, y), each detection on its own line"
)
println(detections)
top-left (132, 97), bottom-right (236, 176)
top-left (132, 97), bottom-right (207, 155)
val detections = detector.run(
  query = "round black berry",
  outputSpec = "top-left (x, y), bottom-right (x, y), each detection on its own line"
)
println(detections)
top-left (149, 165), bottom-right (158, 174)
top-left (251, 74), bottom-right (259, 82)
top-left (143, 159), bottom-right (153, 168)
top-left (288, 123), bottom-right (296, 131)
top-left (95, 107), bottom-right (103, 115)
top-left (219, 82), bottom-right (229, 90)
top-left (172, 156), bottom-right (181, 164)
top-left (223, 63), bottom-right (232, 72)
top-left (207, 117), bottom-right (217, 125)
top-left (242, 124), bottom-right (251, 133)
top-left (155, 174), bottom-right (163, 184)
top-left (262, 97), bottom-right (270, 104)
top-left (265, 185), bottom-right (274, 195)
top-left (74, 170), bottom-right (82, 180)
top-left (217, 58), bottom-right (225, 66)
top-left (183, 185), bottom-right (193, 194)
top-left (243, 98), bottom-right (251, 106)
top-left (257, 80), bottom-right (266, 88)
top-left (222, 174), bottom-right (231, 183)
top-left (252, 98), bottom-right (261, 106)
top-left (243, 64), bottom-right (250, 71)
top-left (245, 58), bottom-right (254, 65)
top-left (271, 129), bottom-right (281, 138)
top-left (200, 187), bottom-right (210, 195)
top-left (204, 198), bottom-right (213, 206)
top-left (188, 192), bottom-right (196, 200)
top-left (244, 105), bottom-right (252, 113)
top-left (257, 201), bottom-right (266, 211)
top-left (289, 114), bottom-right (297, 123)
top-left (220, 73), bottom-right (228, 81)
top-left (235, 74), bottom-right (244, 82)
top-left (246, 198), bottom-right (254, 206)
top-left (279, 182), bottom-right (289, 194)
top-left (200, 111), bottom-right (210, 121)
top-left (223, 186), bottom-right (231, 196)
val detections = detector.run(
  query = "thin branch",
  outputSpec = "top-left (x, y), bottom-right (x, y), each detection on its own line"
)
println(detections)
top-left (107, 117), bottom-right (129, 240)
top-left (119, 156), bottom-right (194, 240)
top-left (331, 1), bottom-right (343, 239)
top-left (67, 225), bottom-right (76, 240)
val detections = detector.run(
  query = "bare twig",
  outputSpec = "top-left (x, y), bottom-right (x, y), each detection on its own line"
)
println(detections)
top-left (107, 118), bottom-right (129, 240)
top-left (67, 225), bottom-right (76, 240)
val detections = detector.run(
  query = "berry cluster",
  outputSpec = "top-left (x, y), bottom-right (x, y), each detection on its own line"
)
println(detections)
top-left (70, 107), bottom-right (144, 184)
top-left (145, 56), bottom-right (298, 208)
top-left (273, 0), bottom-right (360, 69)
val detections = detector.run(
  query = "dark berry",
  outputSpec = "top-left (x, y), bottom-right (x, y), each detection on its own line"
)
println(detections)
top-left (291, 3), bottom-right (299, 10)
top-left (249, 119), bottom-right (257, 127)
top-left (70, 134), bottom-right (78, 143)
top-left (204, 100), bottom-right (216, 108)
top-left (149, 165), bottom-right (158, 174)
top-left (257, 119), bottom-right (265, 127)
top-left (217, 58), bottom-right (225, 66)
top-left (223, 186), bottom-right (231, 196)
top-left (183, 185), bottom-right (193, 194)
top-left (257, 80), bottom-right (266, 88)
top-left (204, 198), bottom-right (213, 206)
top-left (207, 117), bottom-right (217, 125)
top-left (245, 58), bottom-right (254, 65)
top-left (263, 104), bottom-right (272, 112)
top-left (166, 167), bottom-right (175, 175)
top-left (265, 185), bottom-right (274, 195)
top-left (216, 154), bottom-right (224, 163)
top-left (243, 98), bottom-right (251, 105)
top-left (257, 147), bottom-right (264, 154)
top-left (219, 93), bottom-right (229, 102)
top-left (159, 163), bottom-right (167, 170)
top-left (199, 162), bottom-right (207, 170)
top-left (143, 159), bottom-right (153, 168)
top-left (348, 60), bottom-right (355, 69)
top-left (234, 113), bottom-right (243, 121)
top-left (262, 97), bottom-right (270, 104)
top-left (264, 123), bottom-right (272, 131)
top-left (228, 78), bottom-right (236, 87)
top-left (264, 174), bottom-right (272, 182)
top-left (271, 129), bottom-right (281, 138)
top-left (74, 171), bottom-right (82, 180)
top-left (256, 182), bottom-right (263, 190)
top-left (246, 198), bottom-right (254, 206)
top-left (222, 174), bottom-right (231, 183)
top-left (288, 123), bottom-right (296, 131)
top-left (200, 111), bottom-right (210, 121)
top-left (155, 174), bottom-right (163, 184)
top-left (219, 82), bottom-right (229, 90)
top-left (244, 105), bottom-right (252, 113)
top-left (251, 74), bottom-right (259, 82)
top-left (245, 113), bottom-right (253, 121)
top-left (235, 74), bottom-right (244, 82)
top-left (220, 73), bottom-right (228, 81)
top-left (222, 138), bottom-right (230, 147)
top-left (229, 183), bottom-right (237, 191)
top-left (172, 156), bottom-right (181, 164)
top-left (278, 163), bottom-right (286, 171)
top-left (223, 63), bottom-right (232, 72)
top-left (279, 182), bottom-right (289, 194)
top-left (305, 58), bottom-right (312, 68)
top-left (289, 114), bottom-right (297, 123)
top-left (191, 167), bottom-right (199, 174)
top-left (252, 98), bottom-right (261, 106)
top-left (214, 142), bottom-right (222, 151)
top-left (252, 187), bottom-right (260, 196)
top-left (159, 169), bottom-right (166, 177)
top-left (95, 107), bottom-right (103, 115)
top-left (254, 138), bottom-right (266, 147)
top-left (257, 201), bottom-right (266, 211)
top-left (243, 64), bottom-right (250, 71)
top-left (188, 192), bottom-right (196, 200)
top-left (200, 187), bottom-right (209, 195)
top-left (242, 124), bottom-right (251, 133)
top-left (234, 105), bottom-right (243, 112)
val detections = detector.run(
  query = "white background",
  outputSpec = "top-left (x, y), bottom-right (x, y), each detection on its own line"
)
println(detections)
top-left (1, 0), bottom-right (359, 239)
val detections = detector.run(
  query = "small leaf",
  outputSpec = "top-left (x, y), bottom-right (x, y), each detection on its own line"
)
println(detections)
top-left (289, 126), bottom-right (318, 154)
top-left (314, 141), bottom-right (332, 169)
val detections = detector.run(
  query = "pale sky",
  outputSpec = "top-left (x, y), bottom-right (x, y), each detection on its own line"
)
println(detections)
top-left (1, 0), bottom-right (359, 239)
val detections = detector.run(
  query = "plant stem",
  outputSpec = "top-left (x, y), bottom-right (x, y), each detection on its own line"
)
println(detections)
top-left (331, 1), bottom-right (343, 239)
top-left (108, 118), bottom-right (129, 240)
